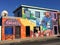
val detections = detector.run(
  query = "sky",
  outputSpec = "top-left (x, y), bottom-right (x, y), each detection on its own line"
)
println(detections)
top-left (0, 0), bottom-right (60, 16)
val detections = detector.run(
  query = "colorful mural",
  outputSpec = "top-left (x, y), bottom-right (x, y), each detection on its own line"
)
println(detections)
top-left (22, 7), bottom-right (58, 37)
top-left (1, 5), bottom-right (59, 40)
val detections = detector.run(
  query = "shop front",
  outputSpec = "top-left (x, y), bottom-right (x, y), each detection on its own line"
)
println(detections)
top-left (2, 18), bottom-right (21, 40)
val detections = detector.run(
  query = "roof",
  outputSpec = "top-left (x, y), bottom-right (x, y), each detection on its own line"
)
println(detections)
top-left (13, 5), bottom-right (59, 13)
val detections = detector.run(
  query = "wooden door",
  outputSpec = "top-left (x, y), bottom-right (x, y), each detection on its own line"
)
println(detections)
top-left (15, 26), bottom-right (21, 39)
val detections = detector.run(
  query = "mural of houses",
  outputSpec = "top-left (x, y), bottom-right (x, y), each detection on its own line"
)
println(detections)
top-left (0, 5), bottom-right (60, 40)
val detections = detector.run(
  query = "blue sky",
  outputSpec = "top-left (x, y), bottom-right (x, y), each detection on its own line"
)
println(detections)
top-left (0, 0), bottom-right (60, 16)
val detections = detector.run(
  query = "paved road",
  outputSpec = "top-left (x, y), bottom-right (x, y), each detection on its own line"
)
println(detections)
top-left (2, 41), bottom-right (60, 45)
top-left (9, 38), bottom-right (60, 45)
top-left (19, 42), bottom-right (60, 45)
top-left (42, 42), bottom-right (60, 45)
top-left (1, 37), bottom-right (60, 45)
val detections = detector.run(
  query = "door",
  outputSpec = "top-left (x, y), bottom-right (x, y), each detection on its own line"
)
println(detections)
top-left (26, 26), bottom-right (30, 37)
top-left (54, 26), bottom-right (58, 35)
top-left (15, 26), bottom-right (21, 39)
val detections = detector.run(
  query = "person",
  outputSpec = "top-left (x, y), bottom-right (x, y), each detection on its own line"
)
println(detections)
top-left (41, 12), bottom-right (53, 36)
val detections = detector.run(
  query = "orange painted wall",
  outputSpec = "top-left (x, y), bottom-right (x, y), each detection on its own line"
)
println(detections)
top-left (2, 18), bottom-right (7, 40)
top-left (17, 18), bottom-right (26, 38)
top-left (2, 17), bottom-right (26, 40)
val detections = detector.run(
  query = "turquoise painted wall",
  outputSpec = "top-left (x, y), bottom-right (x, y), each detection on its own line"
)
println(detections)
top-left (22, 7), bottom-right (47, 24)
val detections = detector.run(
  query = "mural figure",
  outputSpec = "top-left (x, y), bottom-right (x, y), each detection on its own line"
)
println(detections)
top-left (41, 12), bottom-right (53, 36)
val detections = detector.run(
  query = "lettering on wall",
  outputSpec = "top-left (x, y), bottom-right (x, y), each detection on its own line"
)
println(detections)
top-left (4, 19), bottom-right (20, 26)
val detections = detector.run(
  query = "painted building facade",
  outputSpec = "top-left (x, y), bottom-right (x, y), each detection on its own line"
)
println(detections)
top-left (0, 5), bottom-right (60, 40)
top-left (13, 5), bottom-right (59, 37)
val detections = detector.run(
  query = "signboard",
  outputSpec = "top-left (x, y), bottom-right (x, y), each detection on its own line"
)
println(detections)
top-left (5, 19), bottom-right (20, 26)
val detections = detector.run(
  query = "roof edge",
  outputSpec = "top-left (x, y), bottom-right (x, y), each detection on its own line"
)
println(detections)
top-left (13, 5), bottom-right (59, 13)
top-left (21, 5), bottom-right (59, 11)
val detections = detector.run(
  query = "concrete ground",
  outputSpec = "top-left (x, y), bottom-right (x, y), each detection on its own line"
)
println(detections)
top-left (0, 36), bottom-right (60, 45)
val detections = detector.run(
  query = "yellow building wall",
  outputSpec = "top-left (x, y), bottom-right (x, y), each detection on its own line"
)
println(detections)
top-left (20, 18), bottom-right (36, 31)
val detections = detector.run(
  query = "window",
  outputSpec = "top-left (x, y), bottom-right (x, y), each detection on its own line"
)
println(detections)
top-left (25, 11), bottom-right (30, 18)
top-left (35, 11), bottom-right (40, 18)
top-left (54, 13), bottom-right (57, 19)
top-left (5, 26), bottom-right (13, 35)
top-left (24, 8), bottom-right (30, 18)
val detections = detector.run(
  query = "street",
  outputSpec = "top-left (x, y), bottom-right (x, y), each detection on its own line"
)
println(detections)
top-left (9, 37), bottom-right (60, 45)
top-left (0, 37), bottom-right (60, 45)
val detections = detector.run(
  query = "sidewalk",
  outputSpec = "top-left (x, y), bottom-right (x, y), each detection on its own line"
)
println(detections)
top-left (0, 36), bottom-right (59, 45)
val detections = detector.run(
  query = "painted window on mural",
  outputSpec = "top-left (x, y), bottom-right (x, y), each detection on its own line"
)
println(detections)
top-left (35, 11), bottom-right (40, 18)
top-left (5, 26), bottom-right (13, 35)
top-left (25, 11), bottom-right (30, 18)
top-left (54, 13), bottom-right (57, 19)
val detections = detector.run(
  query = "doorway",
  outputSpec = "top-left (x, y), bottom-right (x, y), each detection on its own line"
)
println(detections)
top-left (15, 26), bottom-right (21, 39)
top-left (34, 26), bottom-right (40, 33)
top-left (34, 27), bottom-right (38, 33)
top-left (26, 26), bottom-right (30, 37)
top-left (54, 26), bottom-right (58, 35)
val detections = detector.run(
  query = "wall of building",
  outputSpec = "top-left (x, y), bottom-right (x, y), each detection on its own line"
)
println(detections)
top-left (1, 7), bottom-right (59, 40)
top-left (1, 17), bottom-right (27, 40)
top-left (21, 7), bottom-right (59, 37)
top-left (22, 7), bottom-right (57, 25)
